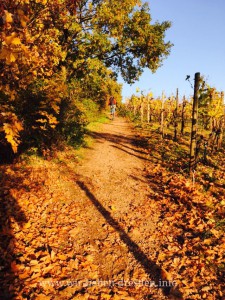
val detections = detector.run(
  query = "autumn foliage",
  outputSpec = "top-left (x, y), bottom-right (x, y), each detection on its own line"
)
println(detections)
top-left (1, 2), bottom-right (225, 299)
top-left (122, 89), bottom-right (225, 298)
top-left (0, 0), bottom-right (172, 159)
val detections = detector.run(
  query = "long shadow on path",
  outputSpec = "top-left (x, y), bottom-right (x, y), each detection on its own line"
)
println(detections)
top-left (77, 180), bottom-right (182, 297)
top-left (87, 131), bottom-right (134, 145)
top-left (111, 145), bottom-right (150, 161)
top-left (87, 130), bottom-right (151, 161)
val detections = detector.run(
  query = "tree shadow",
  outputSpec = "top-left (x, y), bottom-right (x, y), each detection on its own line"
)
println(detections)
top-left (87, 130), bottom-right (151, 162)
top-left (129, 174), bottom-right (149, 184)
top-left (120, 144), bottom-right (148, 156)
top-left (87, 131), bottom-right (134, 145)
top-left (111, 145), bottom-right (150, 161)
top-left (76, 180), bottom-right (182, 298)
top-left (0, 166), bottom-right (28, 299)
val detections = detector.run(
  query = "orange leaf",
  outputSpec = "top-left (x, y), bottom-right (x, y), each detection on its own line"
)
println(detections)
top-left (58, 254), bottom-right (67, 261)
top-left (19, 271), bottom-right (30, 279)
top-left (161, 268), bottom-right (173, 281)
top-left (11, 261), bottom-right (18, 272)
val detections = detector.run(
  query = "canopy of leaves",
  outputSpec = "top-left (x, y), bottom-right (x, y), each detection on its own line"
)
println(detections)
top-left (74, 0), bottom-right (172, 83)
top-left (0, 0), bottom-right (172, 155)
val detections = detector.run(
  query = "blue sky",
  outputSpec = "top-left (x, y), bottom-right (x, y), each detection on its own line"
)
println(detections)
top-left (119, 0), bottom-right (225, 100)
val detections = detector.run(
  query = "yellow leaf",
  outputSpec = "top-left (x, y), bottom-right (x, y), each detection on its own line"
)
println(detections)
top-left (8, 53), bottom-right (17, 63)
top-left (4, 10), bottom-right (13, 23)
top-left (50, 250), bottom-right (56, 260)
top-left (5, 134), bottom-right (14, 144)
top-left (36, 295), bottom-right (51, 300)
top-left (58, 254), bottom-right (67, 261)
top-left (24, 222), bottom-right (31, 229)
top-left (210, 228), bottom-right (221, 238)
top-left (30, 260), bottom-right (39, 266)
top-left (5, 32), bottom-right (17, 45)
top-left (101, 294), bottom-right (112, 300)
top-left (36, 118), bottom-right (47, 123)
top-left (21, 44), bottom-right (30, 54)
top-left (12, 143), bottom-right (18, 153)
top-left (157, 252), bottom-right (166, 261)
top-left (30, 264), bottom-right (41, 273)
top-left (11, 37), bottom-right (21, 45)
top-left (85, 255), bottom-right (94, 262)
top-left (202, 286), bottom-right (212, 292)
top-left (109, 205), bottom-right (116, 211)
top-left (203, 239), bottom-right (212, 245)
top-left (41, 265), bottom-right (53, 274)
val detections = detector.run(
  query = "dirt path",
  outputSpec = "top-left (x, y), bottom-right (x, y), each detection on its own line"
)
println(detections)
top-left (0, 117), bottom-right (175, 300)
top-left (65, 118), bottom-right (169, 299)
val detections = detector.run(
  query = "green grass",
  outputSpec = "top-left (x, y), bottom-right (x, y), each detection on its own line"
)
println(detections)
top-left (86, 113), bottom-right (110, 131)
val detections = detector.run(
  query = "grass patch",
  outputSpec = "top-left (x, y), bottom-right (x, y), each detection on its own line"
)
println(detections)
top-left (86, 113), bottom-right (110, 131)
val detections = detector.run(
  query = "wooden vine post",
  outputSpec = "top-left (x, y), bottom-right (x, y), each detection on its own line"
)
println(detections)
top-left (181, 95), bottom-right (186, 135)
top-left (217, 91), bottom-right (225, 149)
top-left (133, 97), bottom-right (137, 116)
top-left (140, 94), bottom-right (144, 124)
top-left (147, 93), bottom-right (153, 123)
top-left (174, 88), bottom-right (179, 141)
top-left (160, 91), bottom-right (165, 138)
top-left (147, 96), bottom-right (150, 123)
top-left (189, 72), bottom-right (200, 174)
